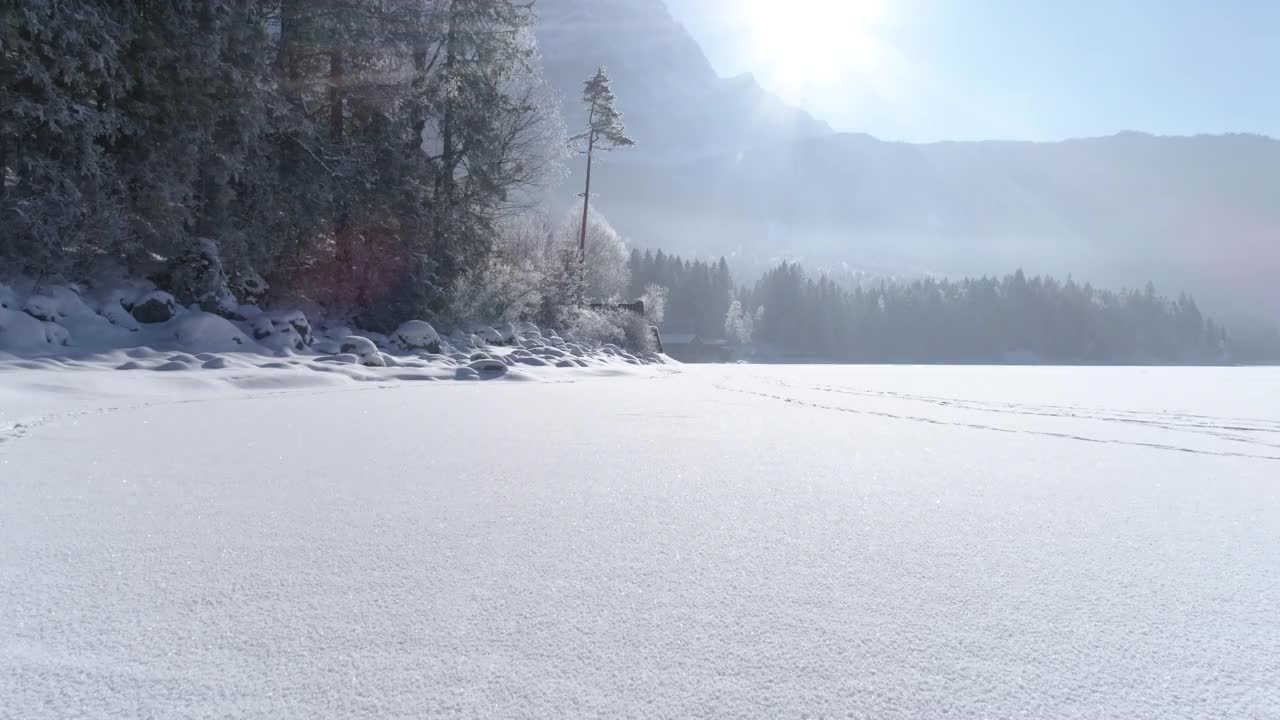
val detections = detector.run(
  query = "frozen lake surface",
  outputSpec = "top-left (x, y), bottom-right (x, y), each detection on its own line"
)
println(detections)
top-left (3, 363), bottom-right (1278, 718)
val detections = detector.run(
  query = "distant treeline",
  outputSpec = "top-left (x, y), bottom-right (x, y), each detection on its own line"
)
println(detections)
top-left (630, 250), bottom-right (1280, 364)
top-left (627, 249), bottom-right (735, 339)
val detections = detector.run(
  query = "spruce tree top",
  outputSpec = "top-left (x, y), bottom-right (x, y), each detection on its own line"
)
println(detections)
top-left (574, 67), bottom-right (635, 151)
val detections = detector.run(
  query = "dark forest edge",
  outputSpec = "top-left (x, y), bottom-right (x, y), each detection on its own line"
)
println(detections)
top-left (630, 250), bottom-right (1280, 365)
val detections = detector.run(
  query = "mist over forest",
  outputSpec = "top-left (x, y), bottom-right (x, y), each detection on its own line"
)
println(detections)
top-left (536, 0), bottom-right (1280, 332)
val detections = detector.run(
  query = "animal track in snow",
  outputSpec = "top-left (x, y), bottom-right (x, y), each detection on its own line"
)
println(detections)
top-left (777, 380), bottom-right (1280, 452)
top-left (716, 381), bottom-right (1280, 462)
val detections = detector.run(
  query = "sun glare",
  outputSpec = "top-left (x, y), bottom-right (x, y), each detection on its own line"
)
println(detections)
top-left (741, 0), bottom-right (886, 87)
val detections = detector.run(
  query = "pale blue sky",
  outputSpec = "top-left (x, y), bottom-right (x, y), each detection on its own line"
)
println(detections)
top-left (666, 0), bottom-right (1280, 142)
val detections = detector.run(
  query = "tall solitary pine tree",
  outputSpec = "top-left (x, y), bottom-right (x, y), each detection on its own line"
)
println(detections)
top-left (573, 68), bottom-right (633, 266)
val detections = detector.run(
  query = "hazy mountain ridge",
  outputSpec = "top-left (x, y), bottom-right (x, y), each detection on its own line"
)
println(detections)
top-left (534, 0), bottom-right (1280, 321)
top-left (534, 0), bottom-right (831, 156)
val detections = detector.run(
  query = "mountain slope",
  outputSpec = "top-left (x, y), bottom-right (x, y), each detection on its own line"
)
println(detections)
top-left (535, 0), bottom-right (831, 156)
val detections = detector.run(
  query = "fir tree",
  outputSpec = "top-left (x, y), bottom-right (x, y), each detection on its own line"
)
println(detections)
top-left (0, 0), bottom-right (130, 274)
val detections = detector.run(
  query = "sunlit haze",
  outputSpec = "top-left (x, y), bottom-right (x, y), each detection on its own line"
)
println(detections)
top-left (669, 0), bottom-right (1280, 142)
top-left (739, 0), bottom-right (887, 88)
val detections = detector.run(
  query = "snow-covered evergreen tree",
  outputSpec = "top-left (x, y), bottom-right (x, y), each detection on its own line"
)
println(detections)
top-left (724, 299), bottom-right (752, 345)
top-left (273, 0), bottom-right (564, 328)
top-left (412, 0), bottom-right (565, 318)
top-left (0, 0), bottom-right (130, 274)
top-left (2, 0), bottom-right (566, 329)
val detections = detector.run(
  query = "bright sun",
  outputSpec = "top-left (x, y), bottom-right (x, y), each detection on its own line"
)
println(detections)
top-left (741, 0), bottom-right (886, 87)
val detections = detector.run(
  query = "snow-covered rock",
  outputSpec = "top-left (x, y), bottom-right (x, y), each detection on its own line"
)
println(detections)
top-left (475, 326), bottom-right (508, 345)
top-left (338, 336), bottom-right (385, 366)
top-left (131, 291), bottom-right (178, 324)
top-left (99, 290), bottom-right (142, 330)
top-left (44, 321), bottom-right (71, 347)
top-left (171, 312), bottom-right (251, 352)
top-left (252, 310), bottom-right (313, 353)
top-left (0, 308), bottom-right (68, 349)
top-left (311, 338), bottom-right (342, 355)
top-left (250, 317), bottom-right (292, 353)
top-left (468, 358), bottom-right (508, 374)
top-left (392, 320), bottom-right (441, 352)
top-left (339, 336), bottom-right (378, 356)
top-left (22, 294), bottom-right (60, 322)
top-left (18, 286), bottom-right (90, 322)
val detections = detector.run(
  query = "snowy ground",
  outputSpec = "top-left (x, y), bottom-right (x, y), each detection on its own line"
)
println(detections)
top-left (3, 363), bottom-right (1279, 718)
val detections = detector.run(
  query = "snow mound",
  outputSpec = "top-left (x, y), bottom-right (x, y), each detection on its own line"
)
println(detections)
top-left (475, 325), bottom-right (511, 345)
top-left (468, 358), bottom-right (508, 374)
top-left (336, 336), bottom-right (387, 367)
top-left (0, 308), bottom-right (68, 349)
top-left (96, 289), bottom-right (142, 331)
top-left (250, 310), bottom-right (313, 353)
top-left (171, 312), bottom-right (251, 352)
top-left (392, 320), bottom-right (441, 352)
top-left (22, 294), bottom-right (61, 322)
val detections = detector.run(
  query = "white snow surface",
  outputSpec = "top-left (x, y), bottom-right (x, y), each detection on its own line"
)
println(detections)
top-left (2, 363), bottom-right (1279, 718)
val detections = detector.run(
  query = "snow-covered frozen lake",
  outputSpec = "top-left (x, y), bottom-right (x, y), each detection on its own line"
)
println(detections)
top-left (3, 363), bottom-right (1278, 718)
